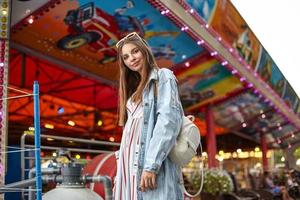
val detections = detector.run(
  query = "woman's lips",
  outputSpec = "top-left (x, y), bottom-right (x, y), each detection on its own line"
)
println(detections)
top-left (131, 61), bottom-right (139, 67)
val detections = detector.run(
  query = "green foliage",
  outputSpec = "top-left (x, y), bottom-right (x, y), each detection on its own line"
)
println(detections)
top-left (294, 147), bottom-right (300, 159)
top-left (273, 149), bottom-right (284, 163)
top-left (202, 168), bottom-right (234, 195)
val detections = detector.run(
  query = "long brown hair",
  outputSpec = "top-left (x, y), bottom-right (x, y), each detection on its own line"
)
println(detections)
top-left (117, 34), bottom-right (158, 126)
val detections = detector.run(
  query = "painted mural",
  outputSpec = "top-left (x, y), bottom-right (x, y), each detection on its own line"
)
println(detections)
top-left (283, 82), bottom-right (298, 110)
top-left (256, 48), bottom-right (286, 98)
top-left (184, 0), bottom-right (300, 119)
top-left (208, 0), bottom-right (261, 68)
top-left (11, 0), bottom-right (203, 81)
top-left (214, 92), bottom-right (267, 128)
top-left (185, 0), bottom-right (217, 23)
top-left (176, 54), bottom-right (243, 110)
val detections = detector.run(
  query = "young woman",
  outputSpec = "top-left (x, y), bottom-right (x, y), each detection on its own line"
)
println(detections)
top-left (113, 32), bottom-right (184, 200)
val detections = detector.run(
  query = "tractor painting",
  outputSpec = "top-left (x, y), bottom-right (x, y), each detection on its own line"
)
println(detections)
top-left (57, 1), bottom-right (145, 64)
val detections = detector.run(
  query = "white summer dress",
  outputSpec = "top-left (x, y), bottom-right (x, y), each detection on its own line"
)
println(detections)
top-left (114, 98), bottom-right (143, 200)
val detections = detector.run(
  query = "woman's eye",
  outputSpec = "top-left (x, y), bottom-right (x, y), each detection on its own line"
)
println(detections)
top-left (133, 49), bottom-right (139, 54)
top-left (123, 55), bottom-right (128, 60)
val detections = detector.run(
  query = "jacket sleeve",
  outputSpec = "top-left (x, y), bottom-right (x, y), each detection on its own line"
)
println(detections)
top-left (143, 69), bottom-right (183, 173)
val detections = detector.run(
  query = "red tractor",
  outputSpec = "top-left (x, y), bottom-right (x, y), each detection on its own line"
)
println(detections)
top-left (57, 1), bottom-right (145, 64)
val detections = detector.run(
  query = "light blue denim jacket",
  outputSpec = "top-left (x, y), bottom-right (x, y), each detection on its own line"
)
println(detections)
top-left (137, 68), bottom-right (184, 200)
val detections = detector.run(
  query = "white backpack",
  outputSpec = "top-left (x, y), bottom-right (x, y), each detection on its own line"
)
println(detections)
top-left (169, 115), bottom-right (201, 167)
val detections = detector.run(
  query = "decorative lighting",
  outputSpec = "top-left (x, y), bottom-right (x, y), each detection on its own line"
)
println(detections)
top-left (254, 147), bottom-right (260, 152)
top-left (217, 156), bottom-right (224, 162)
top-left (52, 152), bottom-right (57, 157)
top-left (45, 123), bottom-right (54, 129)
top-left (184, 62), bottom-right (190, 67)
top-left (219, 150), bottom-right (224, 155)
top-left (240, 77), bottom-right (246, 82)
top-left (161, 9), bottom-right (169, 15)
top-left (281, 156), bottom-right (285, 162)
top-left (28, 18), bottom-right (34, 24)
top-left (189, 8), bottom-right (194, 13)
top-left (68, 120), bottom-right (75, 126)
top-left (218, 37), bottom-right (222, 41)
top-left (205, 24), bottom-right (209, 28)
top-left (247, 83), bottom-right (253, 88)
top-left (0, 62), bottom-right (4, 67)
top-left (29, 127), bottom-right (35, 131)
top-left (278, 126), bottom-right (282, 131)
top-left (231, 70), bottom-right (238, 74)
top-left (221, 61), bottom-right (228, 66)
top-left (75, 154), bottom-right (81, 159)
top-left (109, 137), bottom-right (115, 142)
top-left (288, 143), bottom-right (292, 148)
top-left (232, 152), bottom-right (237, 158)
top-left (1, 10), bottom-right (7, 16)
top-left (47, 138), bottom-right (54, 141)
top-left (261, 114), bottom-right (266, 119)
top-left (161, 10), bottom-right (166, 15)
top-left (23, 130), bottom-right (34, 135)
top-left (97, 120), bottom-right (103, 126)
top-left (210, 51), bottom-right (218, 56)
top-left (237, 149), bottom-right (242, 153)
top-left (242, 122), bottom-right (247, 128)
top-left (197, 40), bottom-right (204, 45)
top-left (291, 133), bottom-right (295, 138)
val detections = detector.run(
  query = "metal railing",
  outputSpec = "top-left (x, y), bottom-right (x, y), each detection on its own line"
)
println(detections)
top-left (20, 133), bottom-right (120, 200)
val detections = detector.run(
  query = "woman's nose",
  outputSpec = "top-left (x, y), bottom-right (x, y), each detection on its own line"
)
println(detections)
top-left (128, 54), bottom-right (136, 61)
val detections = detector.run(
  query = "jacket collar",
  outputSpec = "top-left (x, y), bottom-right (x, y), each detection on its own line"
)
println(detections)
top-left (148, 68), bottom-right (159, 82)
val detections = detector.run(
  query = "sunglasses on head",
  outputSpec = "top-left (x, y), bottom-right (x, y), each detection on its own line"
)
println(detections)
top-left (116, 32), bottom-right (146, 48)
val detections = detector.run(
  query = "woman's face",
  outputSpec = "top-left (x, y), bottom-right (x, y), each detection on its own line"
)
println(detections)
top-left (121, 43), bottom-right (144, 74)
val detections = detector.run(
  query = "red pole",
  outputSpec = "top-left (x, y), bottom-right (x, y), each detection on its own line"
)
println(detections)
top-left (205, 105), bottom-right (217, 168)
top-left (260, 132), bottom-right (268, 171)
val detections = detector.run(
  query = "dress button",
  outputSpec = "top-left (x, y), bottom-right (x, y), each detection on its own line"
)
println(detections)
top-left (145, 103), bottom-right (149, 106)
top-left (144, 121), bottom-right (148, 124)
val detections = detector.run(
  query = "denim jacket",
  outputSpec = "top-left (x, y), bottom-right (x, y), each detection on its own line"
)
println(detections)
top-left (137, 68), bottom-right (184, 200)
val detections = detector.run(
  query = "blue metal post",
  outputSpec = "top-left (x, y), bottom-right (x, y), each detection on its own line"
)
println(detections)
top-left (33, 81), bottom-right (42, 200)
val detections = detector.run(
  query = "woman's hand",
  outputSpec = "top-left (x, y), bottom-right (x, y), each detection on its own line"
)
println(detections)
top-left (140, 171), bottom-right (157, 192)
